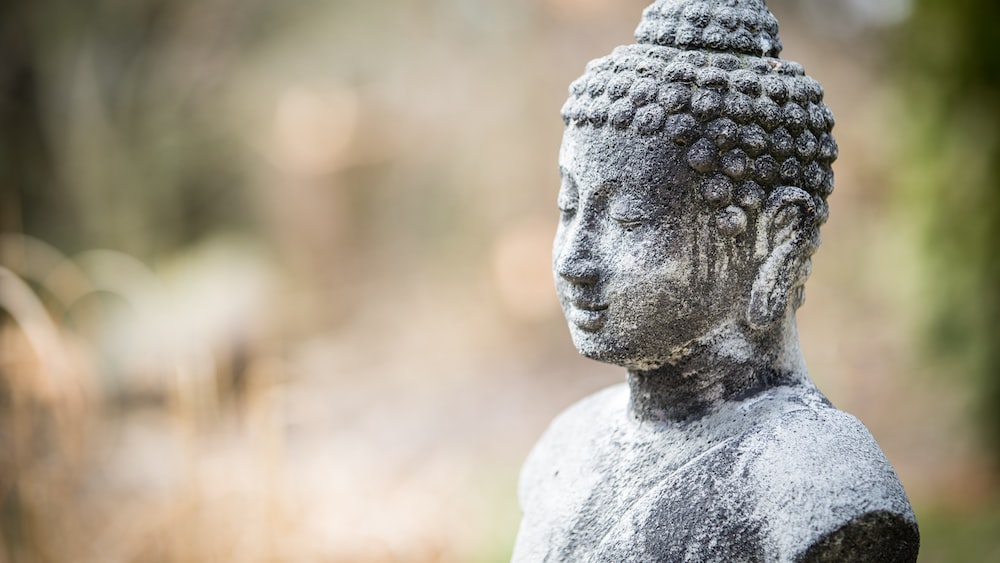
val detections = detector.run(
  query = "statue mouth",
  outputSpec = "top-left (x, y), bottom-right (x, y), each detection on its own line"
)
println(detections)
top-left (565, 299), bottom-right (608, 331)
top-left (570, 299), bottom-right (608, 312)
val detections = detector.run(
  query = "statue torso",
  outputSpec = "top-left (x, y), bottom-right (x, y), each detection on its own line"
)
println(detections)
top-left (513, 383), bottom-right (918, 562)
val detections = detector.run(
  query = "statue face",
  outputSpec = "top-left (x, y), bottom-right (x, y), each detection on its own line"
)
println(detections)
top-left (554, 126), bottom-right (743, 369)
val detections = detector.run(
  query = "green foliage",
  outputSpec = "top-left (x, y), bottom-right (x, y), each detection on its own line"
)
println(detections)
top-left (0, 0), bottom-right (282, 258)
top-left (915, 501), bottom-right (1000, 562)
top-left (896, 0), bottom-right (1000, 459)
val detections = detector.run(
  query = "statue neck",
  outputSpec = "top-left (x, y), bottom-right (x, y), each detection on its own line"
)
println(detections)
top-left (627, 317), bottom-right (807, 423)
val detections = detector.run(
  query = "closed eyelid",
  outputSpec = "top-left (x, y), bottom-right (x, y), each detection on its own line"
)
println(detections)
top-left (610, 215), bottom-right (645, 224)
top-left (558, 195), bottom-right (578, 212)
top-left (558, 169), bottom-right (579, 210)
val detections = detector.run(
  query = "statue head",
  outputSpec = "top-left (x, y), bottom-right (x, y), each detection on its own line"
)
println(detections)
top-left (554, 0), bottom-right (837, 370)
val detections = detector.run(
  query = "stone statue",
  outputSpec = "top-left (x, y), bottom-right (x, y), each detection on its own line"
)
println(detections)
top-left (512, 1), bottom-right (919, 561)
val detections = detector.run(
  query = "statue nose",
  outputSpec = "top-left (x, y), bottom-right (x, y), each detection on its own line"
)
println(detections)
top-left (559, 262), bottom-right (599, 285)
top-left (555, 227), bottom-right (600, 285)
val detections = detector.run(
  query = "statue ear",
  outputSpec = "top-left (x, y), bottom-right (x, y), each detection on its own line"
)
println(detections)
top-left (747, 187), bottom-right (819, 330)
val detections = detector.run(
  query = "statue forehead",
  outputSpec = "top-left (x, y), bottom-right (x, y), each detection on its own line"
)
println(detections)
top-left (559, 126), bottom-right (691, 192)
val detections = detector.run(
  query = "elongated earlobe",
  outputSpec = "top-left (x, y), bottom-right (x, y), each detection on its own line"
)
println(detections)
top-left (748, 243), bottom-right (796, 329)
top-left (747, 187), bottom-right (817, 330)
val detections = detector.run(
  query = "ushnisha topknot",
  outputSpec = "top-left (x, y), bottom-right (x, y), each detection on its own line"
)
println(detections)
top-left (561, 0), bottom-right (837, 238)
top-left (636, 0), bottom-right (782, 57)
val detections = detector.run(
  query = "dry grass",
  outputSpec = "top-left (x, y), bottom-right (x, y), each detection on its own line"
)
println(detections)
top-left (0, 234), bottom-right (528, 562)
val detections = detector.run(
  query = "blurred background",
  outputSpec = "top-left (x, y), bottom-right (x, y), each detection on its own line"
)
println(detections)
top-left (1, 0), bottom-right (998, 561)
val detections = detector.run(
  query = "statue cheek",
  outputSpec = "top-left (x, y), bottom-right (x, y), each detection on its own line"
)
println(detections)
top-left (599, 224), bottom-right (664, 268)
top-left (633, 233), bottom-right (695, 282)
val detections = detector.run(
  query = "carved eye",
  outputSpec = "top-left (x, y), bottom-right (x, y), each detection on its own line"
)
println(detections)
top-left (558, 197), bottom-right (578, 222)
top-left (612, 216), bottom-right (644, 231)
top-left (557, 173), bottom-right (579, 220)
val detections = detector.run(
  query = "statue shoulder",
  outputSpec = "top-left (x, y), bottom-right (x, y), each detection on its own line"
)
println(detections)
top-left (513, 384), bottom-right (632, 562)
top-left (748, 405), bottom-right (919, 562)
top-left (518, 383), bottom-right (628, 504)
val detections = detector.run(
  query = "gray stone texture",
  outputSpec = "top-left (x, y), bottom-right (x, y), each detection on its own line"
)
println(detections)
top-left (513, 0), bottom-right (919, 561)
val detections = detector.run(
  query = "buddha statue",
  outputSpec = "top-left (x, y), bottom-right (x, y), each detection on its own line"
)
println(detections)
top-left (512, 1), bottom-right (919, 561)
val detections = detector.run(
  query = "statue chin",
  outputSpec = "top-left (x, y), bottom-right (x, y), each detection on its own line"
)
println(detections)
top-left (567, 322), bottom-right (699, 372)
top-left (515, 0), bottom-right (918, 561)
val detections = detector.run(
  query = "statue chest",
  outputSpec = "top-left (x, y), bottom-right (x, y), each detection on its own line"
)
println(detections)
top-left (514, 423), bottom-right (770, 562)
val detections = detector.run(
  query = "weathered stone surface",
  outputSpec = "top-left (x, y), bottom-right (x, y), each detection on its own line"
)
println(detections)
top-left (514, 385), bottom-right (918, 562)
top-left (513, 1), bottom-right (918, 561)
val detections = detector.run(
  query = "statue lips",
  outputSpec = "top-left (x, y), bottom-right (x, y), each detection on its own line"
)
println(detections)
top-left (564, 296), bottom-right (609, 331)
